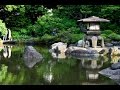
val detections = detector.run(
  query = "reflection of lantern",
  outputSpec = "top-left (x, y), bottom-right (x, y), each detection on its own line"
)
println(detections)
top-left (81, 59), bottom-right (103, 69)
top-left (81, 58), bottom-right (104, 82)
top-left (86, 70), bottom-right (99, 80)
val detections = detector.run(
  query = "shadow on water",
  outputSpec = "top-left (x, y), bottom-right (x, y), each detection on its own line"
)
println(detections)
top-left (0, 44), bottom-right (118, 85)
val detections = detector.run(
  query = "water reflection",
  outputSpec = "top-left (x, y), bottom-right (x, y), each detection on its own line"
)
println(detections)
top-left (0, 45), bottom-right (13, 58)
top-left (43, 65), bottom-right (53, 83)
top-left (110, 55), bottom-right (120, 64)
top-left (81, 57), bottom-right (104, 81)
top-left (43, 61), bottom-right (56, 84)
top-left (50, 51), bottom-right (116, 85)
top-left (0, 45), bottom-right (118, 85)
top-left (3, 45), bottom-right (12, 58)
top-left (50, 51), bottom-right (66, 59)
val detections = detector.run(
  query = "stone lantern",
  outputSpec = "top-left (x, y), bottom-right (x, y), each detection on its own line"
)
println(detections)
top-left (78, 16), bottom-right (110, 48)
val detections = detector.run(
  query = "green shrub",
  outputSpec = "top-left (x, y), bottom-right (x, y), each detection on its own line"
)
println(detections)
top-left (108, 33), bottom-right (120, 41)
top-left (102, 30), bottom-right (113, 35)
top-left (101, 34), bottom-right (107, 39)
top-left (0, 20), bottom-right (7, 36)
top-left (40, 34), bottom-right (55, 43)
top-left (34, 14), bottom-right (80, 37)
top-left (70, 33), bottom-right (84, 43)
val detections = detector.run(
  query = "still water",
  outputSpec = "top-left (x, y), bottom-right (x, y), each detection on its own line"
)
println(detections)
top-left (0, 44), bottom-right (118, 85)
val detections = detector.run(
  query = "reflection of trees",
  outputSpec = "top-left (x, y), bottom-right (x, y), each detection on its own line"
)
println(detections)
top-left (0, 64), bottom-right (28, 85)
top-left (36, 58), bottom-right (79, 85)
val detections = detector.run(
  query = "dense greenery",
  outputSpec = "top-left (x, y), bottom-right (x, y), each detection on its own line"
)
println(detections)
top-left (0, 5), bottom-right (120, 44)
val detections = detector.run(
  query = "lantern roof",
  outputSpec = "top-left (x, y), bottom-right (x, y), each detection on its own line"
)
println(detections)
top-left (77, 16), bottom-right (110, 22)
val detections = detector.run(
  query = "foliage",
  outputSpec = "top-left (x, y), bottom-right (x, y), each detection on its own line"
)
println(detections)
top-left (0, 64), bottom-right (8, 82)
top-left (101, 30), bottom-right (120, 41)
top-left (40, 34), bottom-right (55, 44)
top-left (102, 30), bottom-right (113, 35)
top-left (5, 5), bottom-right (18, 12)
top-left (0, 5), bottom-right (120, 44)
top-left (108, 33), bottom-right (120, 41)
top-left (0, 19), bottom-right (7, 36)
top-left (70, 33), bottom-right (84, 43)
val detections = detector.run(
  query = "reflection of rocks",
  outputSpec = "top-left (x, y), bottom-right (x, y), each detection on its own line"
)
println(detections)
top-left (51, 52), bottom-right (66, 59)
top-left (23, 46), bottom-right (43, 68)
top-left (110, 56), bottom-right (120, 64)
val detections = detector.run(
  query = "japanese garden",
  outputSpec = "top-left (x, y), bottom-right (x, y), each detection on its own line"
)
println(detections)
top-left (0, 5), bottom-right (120, 85)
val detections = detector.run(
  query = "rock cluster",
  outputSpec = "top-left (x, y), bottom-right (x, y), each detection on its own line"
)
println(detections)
top-left (99, 62), bottom-right (120, 85)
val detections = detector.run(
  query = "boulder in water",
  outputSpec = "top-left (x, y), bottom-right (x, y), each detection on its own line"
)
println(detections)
top-left (99, 66), bottom-right (120, 85)
top-left (23, 46), bottom-right (43, 68)
top-left (51, 42), bottom-right (67, 53)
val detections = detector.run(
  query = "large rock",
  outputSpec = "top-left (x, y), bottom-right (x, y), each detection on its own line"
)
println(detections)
top-left (99, 67), bottom-right (120, 85)
top-left (51, 42), bottom-right (67, 53)
top-left (23, 46), bottom-right (43, 68)
top-left (66, 49), bottom-right (99, 60)
top-left (70, 49), bottom-right (99, 55)
top-left (111, 41), bottom-right (120, 46)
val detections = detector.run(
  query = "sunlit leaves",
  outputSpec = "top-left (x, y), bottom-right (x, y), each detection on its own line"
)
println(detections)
top-left (0, 19), bottom-right (7, 36)
top-left (5, 5), bottom-right (17, 12)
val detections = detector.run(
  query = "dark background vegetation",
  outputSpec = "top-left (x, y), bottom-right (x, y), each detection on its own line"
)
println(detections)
top-left (0, 5), bottom-right (120, 44)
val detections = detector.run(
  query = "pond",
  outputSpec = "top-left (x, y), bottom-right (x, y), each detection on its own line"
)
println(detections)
top-left (0, 44), bottom-right (118, 85)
